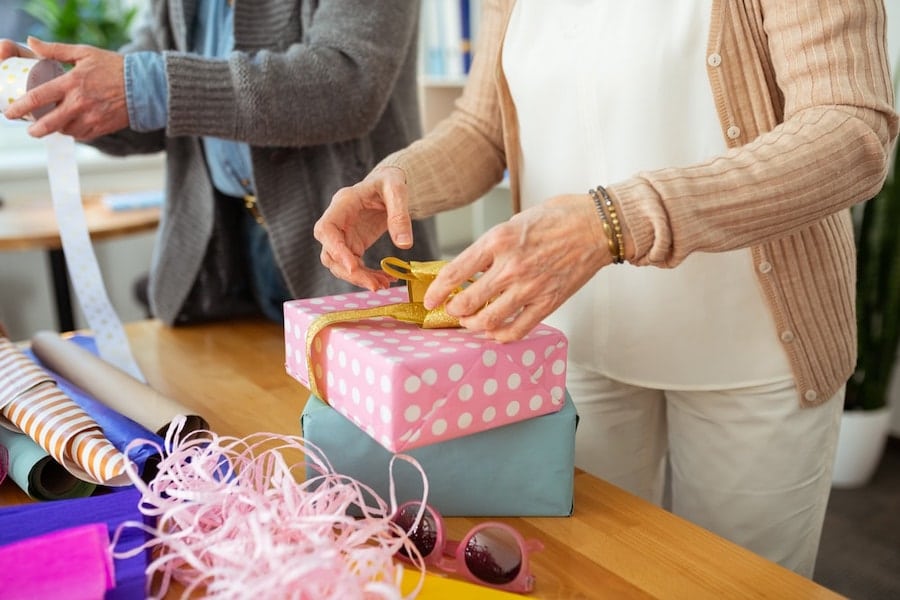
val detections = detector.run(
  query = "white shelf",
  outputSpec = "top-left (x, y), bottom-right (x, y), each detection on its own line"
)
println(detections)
top-left (419, 75), bottom-right (467, 88)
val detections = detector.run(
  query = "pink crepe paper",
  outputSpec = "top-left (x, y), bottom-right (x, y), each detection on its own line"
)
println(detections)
top-left (0, 522), bottom-right (115, 600)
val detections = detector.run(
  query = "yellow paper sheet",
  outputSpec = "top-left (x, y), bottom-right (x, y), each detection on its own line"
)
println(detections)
top-left (400, 569), bottom-right (524, 599)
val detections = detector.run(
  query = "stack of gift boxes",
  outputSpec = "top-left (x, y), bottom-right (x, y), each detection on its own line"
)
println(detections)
top-left (284, 282), bottom-right (576, 517)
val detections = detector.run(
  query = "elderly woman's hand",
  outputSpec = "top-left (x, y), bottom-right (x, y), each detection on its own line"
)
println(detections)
top-left (0, 39), bottom-right (35, 60)
top-left (3, 38), bottom-right (128, 140)
top-left (315, 166), bottom-right (414, 291)
top-left (424, 193), bottom-right (612, 342)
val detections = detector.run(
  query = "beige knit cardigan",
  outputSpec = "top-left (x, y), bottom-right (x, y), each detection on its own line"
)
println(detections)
top-left (384, 0), bottom-right (899, 407)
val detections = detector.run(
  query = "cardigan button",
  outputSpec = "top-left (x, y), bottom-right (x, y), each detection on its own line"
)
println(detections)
top-left (780, 330), bottom-right (795, 343)
top-left (707, 53), bottom-right (722, 67)
top-left (758, 261), bottom-right (772, 274)
top-left (726, 125), bottom-right (741, 139)
top-left (804, 389), bottom-right (819, 402)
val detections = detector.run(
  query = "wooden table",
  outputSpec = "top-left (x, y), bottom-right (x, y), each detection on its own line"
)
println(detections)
top-left (0, 319), bottom-right (844, 599)
top-left (0, 195), bottom-right (160, 331)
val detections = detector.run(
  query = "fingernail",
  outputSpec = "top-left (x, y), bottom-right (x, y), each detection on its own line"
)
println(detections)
top-left (395, 233), bottom-right (411, 247)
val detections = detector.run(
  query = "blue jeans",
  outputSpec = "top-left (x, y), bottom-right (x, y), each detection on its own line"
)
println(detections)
top-left (240, 211), bottom-right (291, 323)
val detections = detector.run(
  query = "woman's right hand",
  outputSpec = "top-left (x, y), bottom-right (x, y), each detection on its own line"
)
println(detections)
top-left (314, 166), bottom-right (415, 291)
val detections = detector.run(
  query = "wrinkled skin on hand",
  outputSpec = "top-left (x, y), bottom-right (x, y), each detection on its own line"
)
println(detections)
top-left (315, 166), bottom-right (612, 342)
top-left (0, 39), bottom-right (35, 60)
top-left (423, 194), bottom-right (609, 342)
top-left (2, 37), bottom-right (128, 140)
top-left (315, 166), bottom-right (413, 291)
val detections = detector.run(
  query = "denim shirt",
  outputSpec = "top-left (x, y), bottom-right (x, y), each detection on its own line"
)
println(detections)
top-left (123, 0), bottom-right (289, 322)
top-left (124, 0), bottom-right (254, 198)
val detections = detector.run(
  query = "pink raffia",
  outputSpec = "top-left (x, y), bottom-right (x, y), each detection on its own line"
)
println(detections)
top-left (110, 417), bottom-right (427, 599)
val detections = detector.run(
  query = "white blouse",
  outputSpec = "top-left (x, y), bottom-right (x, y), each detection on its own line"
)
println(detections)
top-left (502, 0), bottom-right (792, 388)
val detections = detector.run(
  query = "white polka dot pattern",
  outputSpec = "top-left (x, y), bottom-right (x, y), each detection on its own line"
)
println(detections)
top-left (284, 288), bottom-right (568, 452)
top-left (2, 58), bottom-right (143, 380)
top-left (48, 132), bottom-right (143, 380)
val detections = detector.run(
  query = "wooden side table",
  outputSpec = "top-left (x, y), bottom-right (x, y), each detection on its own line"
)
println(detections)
top-left (0, 194), bottom-right (160, 331)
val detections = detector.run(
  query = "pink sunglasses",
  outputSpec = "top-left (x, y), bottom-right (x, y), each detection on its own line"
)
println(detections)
top-left (392, 501), bottom-right (544, 593)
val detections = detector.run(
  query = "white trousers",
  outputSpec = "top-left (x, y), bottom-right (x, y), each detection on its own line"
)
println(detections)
top-left (567, 363), bottom-right (844, 578)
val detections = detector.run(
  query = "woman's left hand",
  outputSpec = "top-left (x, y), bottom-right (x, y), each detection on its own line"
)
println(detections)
top-left (424, 193), bottom-right (611, 342)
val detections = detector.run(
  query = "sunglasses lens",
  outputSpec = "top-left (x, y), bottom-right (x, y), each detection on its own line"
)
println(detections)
top-left (393, 503), bottom-right (438, 559)
top-left (464, 527), bottom-right (523, 585)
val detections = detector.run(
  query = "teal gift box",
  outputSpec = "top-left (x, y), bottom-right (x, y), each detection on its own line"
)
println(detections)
top-left (301, 391), bottom-right (577, 517)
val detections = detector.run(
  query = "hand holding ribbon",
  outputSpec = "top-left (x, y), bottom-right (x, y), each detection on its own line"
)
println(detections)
top-left (2, 52), bottom-right (144, 380)
top-left (305, 257), bottom-right (474, 401)
top-left (3, 37), bottom-right (128, 140)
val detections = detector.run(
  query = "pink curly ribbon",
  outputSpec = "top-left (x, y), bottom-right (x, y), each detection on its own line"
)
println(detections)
top-left (111, 417), bottom-right (428, 599)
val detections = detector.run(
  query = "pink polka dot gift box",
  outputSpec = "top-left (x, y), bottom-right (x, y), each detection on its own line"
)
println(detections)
top-left (284, 287), bottom-right (569, 453)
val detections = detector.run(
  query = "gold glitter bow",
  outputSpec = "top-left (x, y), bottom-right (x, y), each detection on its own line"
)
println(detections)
top-left (305, 257), bottom-right (466, 401)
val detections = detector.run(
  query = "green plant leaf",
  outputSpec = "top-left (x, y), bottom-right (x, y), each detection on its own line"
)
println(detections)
top-left (847, 132), bottom-right (900, 411)
top-left (23, 0), bottom-right (135, 50)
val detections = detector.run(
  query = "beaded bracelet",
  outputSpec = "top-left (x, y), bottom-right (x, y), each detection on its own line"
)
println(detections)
top-left (588, 187), bottom-right (620, 262)
top-left (595, 185), bottom-right (625, 264)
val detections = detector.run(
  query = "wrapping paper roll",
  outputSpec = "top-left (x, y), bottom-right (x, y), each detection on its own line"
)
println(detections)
top-left (0, 426), bottom-right (95, 500)
top-left (0, 334), bottom-right (162, 499)
top-left (31, 331), bottom-right (208, 437)
top-left (0, 337), bottom-right (129, 486)
top-left (23, 335), bottom-right (163, 471)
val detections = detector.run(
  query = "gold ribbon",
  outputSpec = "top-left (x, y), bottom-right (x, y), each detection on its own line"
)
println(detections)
top-left (305, 257), bottom-right (466, 401)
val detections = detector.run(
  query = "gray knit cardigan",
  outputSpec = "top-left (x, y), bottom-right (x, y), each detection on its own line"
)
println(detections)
top-left (90, 0), bottom-right (438, 324)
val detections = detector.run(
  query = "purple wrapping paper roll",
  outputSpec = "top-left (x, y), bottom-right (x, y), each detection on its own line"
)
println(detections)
top-left (22, 334), bottom-right (163, 481)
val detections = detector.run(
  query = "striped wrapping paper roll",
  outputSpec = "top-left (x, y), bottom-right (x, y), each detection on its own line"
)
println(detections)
top-left (0, 337), bottom-right (129, 486)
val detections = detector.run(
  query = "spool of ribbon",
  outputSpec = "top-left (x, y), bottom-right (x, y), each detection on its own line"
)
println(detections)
top-left (0, 55), bottom-right (143, 381)
top-left (304, 257), bottom-right (468, 400)
top-left (0, 336), bottom-right (130, 486)
top-left (0, 56), bottom-right (63, 121)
